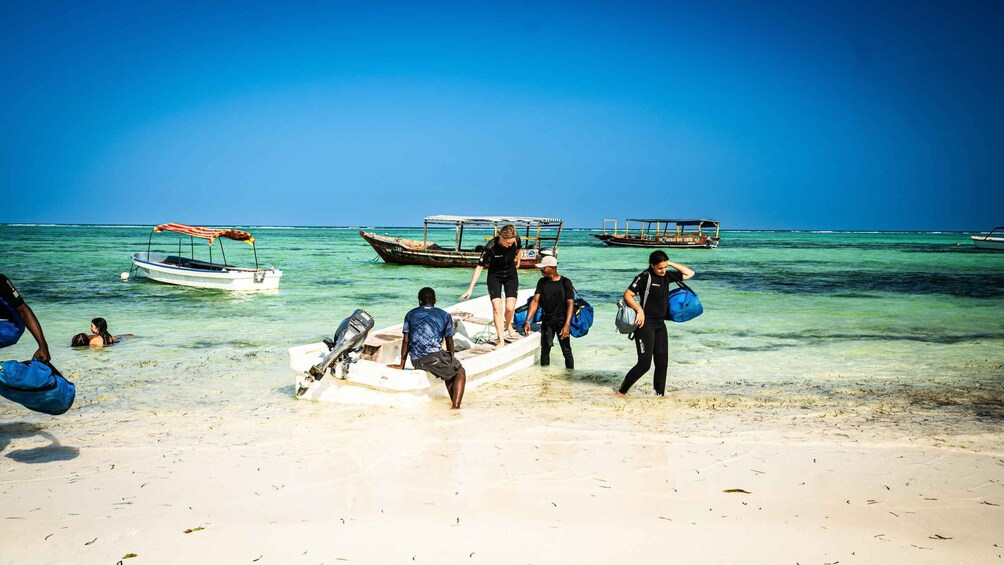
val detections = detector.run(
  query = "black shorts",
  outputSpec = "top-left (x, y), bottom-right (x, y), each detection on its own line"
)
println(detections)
top-left (486, 273), bottom-right (518, 300)
top-left (413, 350), bottom-right (464, 381)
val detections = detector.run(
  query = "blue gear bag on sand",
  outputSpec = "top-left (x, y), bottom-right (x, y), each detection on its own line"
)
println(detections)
top-left (0, 360), bottom-right (76, 415)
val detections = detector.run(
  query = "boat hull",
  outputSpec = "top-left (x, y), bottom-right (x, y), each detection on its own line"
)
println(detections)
top-left (971, 236), bottom-right (1004, 251)
top-left (131, 253), bottom-right (283, 291)
top-left (360, 231), bottom-right (543, 268)
top-left (290, 290), bottom-right (540, 406)
top-left (591, 234), bottom-right (719, 249)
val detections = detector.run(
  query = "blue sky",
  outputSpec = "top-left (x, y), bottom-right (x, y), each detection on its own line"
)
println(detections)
top-left (2, 1), bottom-right (1002, 229)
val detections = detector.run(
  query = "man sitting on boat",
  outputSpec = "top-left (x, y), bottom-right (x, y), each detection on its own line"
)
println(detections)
top-left (390, 287), bottom-right (467, 409)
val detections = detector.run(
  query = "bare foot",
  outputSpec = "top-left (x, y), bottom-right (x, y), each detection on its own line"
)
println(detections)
top-left (614, 391), bottom-right (625, 397)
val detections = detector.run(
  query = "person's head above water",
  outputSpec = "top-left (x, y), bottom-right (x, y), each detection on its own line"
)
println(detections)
top-left (90, 317), bottom-right (113, 345)
top-left (418, 287), bottom-right (436, 306)
top-left (71, 333), bottom-right (90, 347)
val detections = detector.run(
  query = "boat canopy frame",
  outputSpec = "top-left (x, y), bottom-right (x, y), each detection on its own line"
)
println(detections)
top-left (144, 223), bottom-right (260, 270)
top-left (600, 218), bottom-right (720, 239)
top-left (420, 215), bottom-right (564, 253)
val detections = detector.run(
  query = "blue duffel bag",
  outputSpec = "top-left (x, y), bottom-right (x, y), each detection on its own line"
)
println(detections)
top-left (0, 359), bottom-right (76, 415)
top-left (568, 287), bottom-right (594, 338)
top-left (512, 296), bottom-right (540, 328)
top-left (667, 280), bottom-right (703, 323)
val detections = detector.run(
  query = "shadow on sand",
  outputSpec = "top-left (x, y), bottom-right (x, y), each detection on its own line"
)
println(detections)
top-left (0, 422), bottom-right (80, 463)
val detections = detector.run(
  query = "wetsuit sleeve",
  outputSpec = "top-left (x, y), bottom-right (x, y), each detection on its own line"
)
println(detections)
top-left (478, 240), bottom-right (493, 267)
top-left (627, 271), bottom-right (648, 295)
top-left (0, 274), bottom-right (25, 309)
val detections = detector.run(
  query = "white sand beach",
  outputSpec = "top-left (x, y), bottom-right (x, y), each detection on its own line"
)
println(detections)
top-left (2, 368), bottom-right (1002, 565)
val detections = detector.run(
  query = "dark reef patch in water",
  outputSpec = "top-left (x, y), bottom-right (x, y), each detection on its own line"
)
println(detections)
top-left (697, 271), bottom-right (1004, 298)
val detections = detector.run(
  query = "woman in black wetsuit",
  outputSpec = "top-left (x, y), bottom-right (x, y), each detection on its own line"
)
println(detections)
top-left (616, 250), bottom-right (695, 396)
top-left (460, 224), bottom-right (522, 348)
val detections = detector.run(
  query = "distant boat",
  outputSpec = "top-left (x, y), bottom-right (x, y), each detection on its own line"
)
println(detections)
top-left (360, 215), bottom-right (564, 268)
top-left (290, 289), bottom-right (540, 406)
top-left (591, 218), bottom-right (721, 249)
top-left (971, 226), bottom-right (1004, 251)
top-left (130, 223), bottom-right (283, 291)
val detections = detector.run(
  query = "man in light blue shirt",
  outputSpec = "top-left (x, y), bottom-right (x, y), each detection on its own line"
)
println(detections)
top-left (391, 287), bottom-right (467, 409)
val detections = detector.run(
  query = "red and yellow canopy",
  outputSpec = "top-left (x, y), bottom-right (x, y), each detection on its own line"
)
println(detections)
top-left (154, 223), bottom-right (255, 246)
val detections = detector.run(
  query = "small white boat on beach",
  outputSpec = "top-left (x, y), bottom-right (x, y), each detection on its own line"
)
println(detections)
top-left (131, 223), bottom-right (283, 291)
top-left (290, 290), bottom-right (540, 406)
top-left (971, 226), bottom-right (1004, 251)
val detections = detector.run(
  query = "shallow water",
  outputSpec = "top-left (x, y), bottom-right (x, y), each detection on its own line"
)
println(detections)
top-left (1, 225), bottom-right (1002, 441)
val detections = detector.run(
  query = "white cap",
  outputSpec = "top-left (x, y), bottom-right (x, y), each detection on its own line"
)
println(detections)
top-left (535, 256), bottom-right (558, 268)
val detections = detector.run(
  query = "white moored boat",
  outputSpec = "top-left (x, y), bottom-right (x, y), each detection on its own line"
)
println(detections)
top-left (971, 226), bottom-right (1004, 251)
top-left (131, 223), bottom-right (283, 291)
top-left (290, 289), bottom-right (540, 406)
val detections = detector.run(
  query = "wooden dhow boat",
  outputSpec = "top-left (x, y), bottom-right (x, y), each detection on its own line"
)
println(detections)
top-left (290, 289), bottom-right (540, 406)
top-left (130, 223), bottom-right (283, 291)
top-left (360, 215), bottom-right (563, 268)
top-left (591, 218), bottom-right (720, 249)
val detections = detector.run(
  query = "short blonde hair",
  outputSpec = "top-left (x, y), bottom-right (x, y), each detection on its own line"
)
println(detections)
top-left (499, 225), bottom-right (517, 239)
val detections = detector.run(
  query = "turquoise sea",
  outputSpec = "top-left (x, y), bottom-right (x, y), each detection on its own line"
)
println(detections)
top-left (1, 225), bottom-right (1003, 437)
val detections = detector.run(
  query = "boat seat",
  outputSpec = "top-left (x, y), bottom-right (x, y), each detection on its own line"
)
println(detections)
top-left (455, 343), bottom-right (498, 360)
top-left (451, 313), bottom-right (494, 326)
top-left (365, 330), bottom-right (404, 347)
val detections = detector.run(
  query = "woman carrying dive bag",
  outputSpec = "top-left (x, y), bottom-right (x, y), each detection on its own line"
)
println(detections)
top-left (616, 250), bottom-right (695, 397)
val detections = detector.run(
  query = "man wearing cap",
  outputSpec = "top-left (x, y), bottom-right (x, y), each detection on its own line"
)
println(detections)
top-left (521, 256), bottom-right (574, 369)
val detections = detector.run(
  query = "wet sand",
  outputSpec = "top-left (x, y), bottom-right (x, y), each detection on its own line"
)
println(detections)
top-left (2, 369), bottom-right (1003, 565)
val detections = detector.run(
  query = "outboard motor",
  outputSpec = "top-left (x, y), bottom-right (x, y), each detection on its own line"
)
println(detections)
top-left (296, 309), bottom-right (375, 397)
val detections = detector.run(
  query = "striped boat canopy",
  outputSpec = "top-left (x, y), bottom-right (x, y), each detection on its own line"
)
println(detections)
top-left (153, 223), bottom-right (255, 245)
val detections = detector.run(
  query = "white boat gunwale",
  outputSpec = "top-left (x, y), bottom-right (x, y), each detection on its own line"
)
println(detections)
top-left (971, 226), bottom-right (1004, 251)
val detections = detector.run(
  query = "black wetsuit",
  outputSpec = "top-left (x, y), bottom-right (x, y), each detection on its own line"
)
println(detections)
top-left (535, 275), bottom-right (575, 369)
top-left (479, 235), bottom-right (521, 300)
top-left (618, 268), bottom-right (683, 395)
top-left (0, 274), bottom-right (25, 322)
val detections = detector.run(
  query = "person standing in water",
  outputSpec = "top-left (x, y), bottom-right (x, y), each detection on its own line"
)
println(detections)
top-left (521, 255), bottom-right (574, 369)
top-left (617, 250), bottom-right (694, 397)
top-left (460, 224), bottom-right (522, 347)
top-left (391, 287), bottom-right (467, 409)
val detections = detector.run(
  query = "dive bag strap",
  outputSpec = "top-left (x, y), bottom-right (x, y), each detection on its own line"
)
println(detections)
top-left (640, 271), bottom-right (652, 309)
top-left (626, 272), bottom-right (652, 341)
top-left (672, 274), bottom-right (694, 293)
